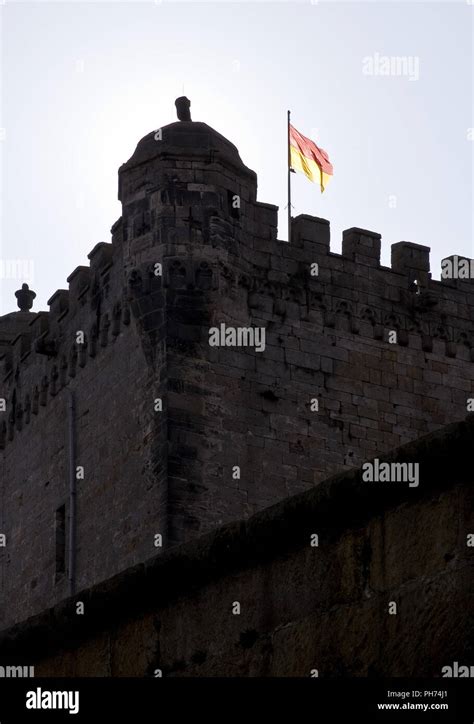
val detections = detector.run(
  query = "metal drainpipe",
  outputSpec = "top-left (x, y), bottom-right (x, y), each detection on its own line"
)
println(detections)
top-left (66, 389), bottom-right (76, 596)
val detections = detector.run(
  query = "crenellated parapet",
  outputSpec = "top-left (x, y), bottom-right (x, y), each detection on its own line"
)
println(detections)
top-left (2, 203), bottom-right (473, 453)
top-left (236, 215), bottom-right (474, 361)
top-left (0, 237), bottom-right (135, 450)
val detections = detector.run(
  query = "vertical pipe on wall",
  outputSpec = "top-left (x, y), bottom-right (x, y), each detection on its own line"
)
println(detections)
top-left (66, 389), bottom-right (76, 596)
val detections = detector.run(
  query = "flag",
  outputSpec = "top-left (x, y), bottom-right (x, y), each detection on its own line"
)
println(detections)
top-left (289, 123), bottom-right (333, 192)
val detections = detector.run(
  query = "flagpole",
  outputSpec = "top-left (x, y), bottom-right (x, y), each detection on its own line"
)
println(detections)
top-left (287, 110), bottom-right (292, 243)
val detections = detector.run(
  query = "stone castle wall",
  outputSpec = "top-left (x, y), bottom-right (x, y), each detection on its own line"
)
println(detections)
top-left (156, 212), bottom-right (474, 543)
top-left (0, 232), bottom-right (168, 629)
top-left (1, 118), bottom-right (473, 630)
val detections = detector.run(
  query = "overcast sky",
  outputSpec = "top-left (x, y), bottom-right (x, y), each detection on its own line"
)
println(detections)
top-left (1, 0), bottom-right (472, 313)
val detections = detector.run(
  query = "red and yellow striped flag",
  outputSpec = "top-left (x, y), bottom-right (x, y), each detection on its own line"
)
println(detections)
top-left (289, 124), bottom-right (333, 192)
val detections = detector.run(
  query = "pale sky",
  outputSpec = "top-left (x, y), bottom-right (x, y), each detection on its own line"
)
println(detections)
top-left (1, 0), bottom-right (472, 313)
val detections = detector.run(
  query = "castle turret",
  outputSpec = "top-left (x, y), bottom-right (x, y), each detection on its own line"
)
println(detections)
top-left (117, 97), bottom-right (272, 272)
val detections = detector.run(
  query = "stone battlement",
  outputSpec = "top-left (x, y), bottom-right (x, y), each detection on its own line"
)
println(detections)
top-left (1, 212), bottom-right (472, 454)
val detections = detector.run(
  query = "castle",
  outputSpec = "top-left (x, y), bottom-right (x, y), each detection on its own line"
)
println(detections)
top-left (1, 97), bottom-right (473, 636)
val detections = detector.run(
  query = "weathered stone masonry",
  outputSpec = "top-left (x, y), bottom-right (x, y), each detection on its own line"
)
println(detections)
top-left (0, 109), bottom-right (473, 631)
top-left (0, 418), bottom-right (472, 677)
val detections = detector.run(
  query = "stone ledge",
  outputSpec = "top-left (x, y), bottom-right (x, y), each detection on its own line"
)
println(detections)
top-left (0, 414), bottom-right (473, 661)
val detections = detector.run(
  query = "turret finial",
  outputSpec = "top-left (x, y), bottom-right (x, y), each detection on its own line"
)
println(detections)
top-left (175, 96), bottom-right (192, 122)
top-left (15, 283), bottom-right (36, 312)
